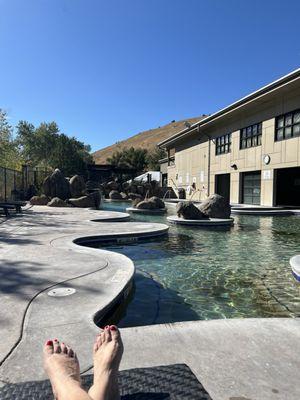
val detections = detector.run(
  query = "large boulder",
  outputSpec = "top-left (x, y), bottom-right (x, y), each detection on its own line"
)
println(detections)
top-left (68, 191), bottom-right (101, 209)
top-left (47, 197), bottom-right (69, 207)
top-left (120, 192), bottom-right (128, 200)
top-left (148, 196), bottom-right (165, 209)
top-left (43, 169), bottom-right (71, 200)
top-left (29, 195), bottom-right (50, 205)
top-left (90, 190), bottom-right (101, 209)
top-left (136, 200), bottom-right (156, 210)
top-left (178, 188), bottom-right (186, 199)
top-left (86, 180), bottom-right (98, 191)
top-left (43, 176), bottom-right (51, 197)
top-left (68, 196), bottom-right (93, 208)
top-left (70, 175), bottom-right (86, 198)
top-left (176, 202), bottom-right (208, 220)
top-left (198, 194), bottom-right (231, 219)
top-left (109, 190), bottom-right (122, 200)
top-left (128, 192), bottom-right (143, 201)
top-left (132, 198), bottom-right (141, 207)
top-left (106, 180), bottom-right (119, 190)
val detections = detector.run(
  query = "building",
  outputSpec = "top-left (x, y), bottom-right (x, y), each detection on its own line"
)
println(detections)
top-left (158, 68), bottom-right (300, 206)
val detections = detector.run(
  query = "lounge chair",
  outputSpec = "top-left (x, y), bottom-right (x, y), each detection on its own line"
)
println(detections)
top-left (0, 201), bottom-right (26, 216)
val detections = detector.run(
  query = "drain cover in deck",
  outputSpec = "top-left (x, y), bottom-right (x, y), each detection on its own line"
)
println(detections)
top-left (47, 287), bottom-right (76, 297)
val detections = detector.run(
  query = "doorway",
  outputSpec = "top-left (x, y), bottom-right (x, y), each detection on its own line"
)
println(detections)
top-left (242, 171), bottom-right (261, 205)
top-left (275, 167), bottom-right (300, 206)
top-left (215, 173), bottom-right (230, 202)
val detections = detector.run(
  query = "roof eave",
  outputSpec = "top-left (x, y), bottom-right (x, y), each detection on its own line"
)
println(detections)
top-left (158, 67), bottom-right (300, 148)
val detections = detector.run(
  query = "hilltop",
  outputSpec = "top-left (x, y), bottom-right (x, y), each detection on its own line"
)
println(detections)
top-left (92, 116), bottom-right (206, 164)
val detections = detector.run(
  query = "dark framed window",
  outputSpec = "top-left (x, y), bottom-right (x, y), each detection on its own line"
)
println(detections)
top-left (240, 123), bottom-right (262, 149)
top-left (275, 109), bottom-right (300, 141)
top-left (215, 133), bottom-right (231, 155)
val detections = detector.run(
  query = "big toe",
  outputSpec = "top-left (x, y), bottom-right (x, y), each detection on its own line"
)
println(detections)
top-left (110, 325), bottom-right (121, 341)
top-left (44, 340), bottom-right (54, 355)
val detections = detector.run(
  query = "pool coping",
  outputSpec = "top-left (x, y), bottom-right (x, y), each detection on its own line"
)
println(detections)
top-left (167, 215), bottom-right (234, 226)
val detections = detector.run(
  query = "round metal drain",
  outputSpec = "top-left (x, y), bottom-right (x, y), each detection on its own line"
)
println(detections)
top-left (48, 287), bottom-right (76, 297)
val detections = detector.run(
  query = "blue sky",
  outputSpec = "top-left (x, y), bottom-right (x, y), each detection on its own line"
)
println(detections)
top-left (1, 0), bottom-right (300, 152)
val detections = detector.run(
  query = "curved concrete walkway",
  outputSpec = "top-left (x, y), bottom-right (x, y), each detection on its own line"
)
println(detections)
top-left (0, 206), bottom-right (168, 384)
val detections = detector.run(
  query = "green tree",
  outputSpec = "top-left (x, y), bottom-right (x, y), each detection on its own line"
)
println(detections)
top-left (0, 109), bottom-right (21, 169)
top-left (146, 147), bottom-right (167, 170)
top-left (51, 133), bottom-right (93, 176)
top-left (107, 147), bottom-right (148, 173)
top-left (16, 120), bottom-right (94, 176)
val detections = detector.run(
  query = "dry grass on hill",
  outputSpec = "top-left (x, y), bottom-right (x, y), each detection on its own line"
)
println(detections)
top-left (92, 116), bottom-right (206, 164)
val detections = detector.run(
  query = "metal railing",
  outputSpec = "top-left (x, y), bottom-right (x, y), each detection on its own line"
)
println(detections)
top-left (0, 165), bottom-right (51, 201)
top-left (0, 166), bottom-right (23, 201)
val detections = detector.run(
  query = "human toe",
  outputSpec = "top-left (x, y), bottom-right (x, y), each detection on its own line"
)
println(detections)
top-left (109, 325), bottom-right (120, 341)
top-left (44, 340), bottom-right (54, 355)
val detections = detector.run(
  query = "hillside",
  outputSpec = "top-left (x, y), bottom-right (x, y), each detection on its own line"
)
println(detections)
top-left (92, 116), bottom-right (206, 164)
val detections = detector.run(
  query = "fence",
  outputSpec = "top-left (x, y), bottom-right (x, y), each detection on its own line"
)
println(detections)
top-left (0, 165), bottom-right (51, 201)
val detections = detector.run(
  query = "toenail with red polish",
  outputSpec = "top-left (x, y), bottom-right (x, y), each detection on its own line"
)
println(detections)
top-left (110, 326), bottom-right (116, 331)
top-left (54, 339), bottom-right (58, 342)
top-left (46, 340), bottom-right (53, 345)
top-left (105, 325), bottom-right (109, 329)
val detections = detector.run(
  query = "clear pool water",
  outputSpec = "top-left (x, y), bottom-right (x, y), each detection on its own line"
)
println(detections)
top-left (97, 201), bottom-right (300, 322)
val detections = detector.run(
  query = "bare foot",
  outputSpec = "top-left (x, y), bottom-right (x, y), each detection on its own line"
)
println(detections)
top-left (43, 339), bottom-right (81, 399)
top-left (88, 325), bottom-right (123, 400)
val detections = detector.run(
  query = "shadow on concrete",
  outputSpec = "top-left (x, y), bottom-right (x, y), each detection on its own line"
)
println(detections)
top-left (0, 233), bottom-right (42, 248)
top-left (0, 260), bottom-right (48, 298)
top-left (0, 259), bottom-right (105, 300)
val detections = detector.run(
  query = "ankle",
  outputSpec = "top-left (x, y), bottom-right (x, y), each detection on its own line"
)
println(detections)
top-left (54, 374), bottom-right (81, 390)
top-left (95, 368), bottom-right (117, 379)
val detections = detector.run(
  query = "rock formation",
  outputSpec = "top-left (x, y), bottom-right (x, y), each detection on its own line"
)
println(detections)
top-left (42, 169), bottom-right (71, 200)
top-left (68, 191), bottom-right (101, 209)
top-left (109, 190), bottom-right (123, 200)
top-left (70, 175), bottom-right (86, 198)
top-left (148, 196), bottom-right (165, 209)
top-left (128, 192), bottom-right (143, 201)
top-left (29, 195), bottom-right (50, 205)
top-left (198, 194), bottom-right (231, 219)
top-left (120, 192), bottom-right (128, 200)
top-left (135, 196), bottom-right (165, 210)
top-left (47, 197), bottom-right (70, 207)
top-left (176, 202), bottom-right (208, 220)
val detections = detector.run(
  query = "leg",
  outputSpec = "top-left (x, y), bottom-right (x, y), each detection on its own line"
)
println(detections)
top-left (88, 325), bottom-right (123, 400)
top-left (43, 339), bottom-right (93, 400)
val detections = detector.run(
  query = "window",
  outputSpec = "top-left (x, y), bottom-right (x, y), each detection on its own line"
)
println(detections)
top-left (240, 122), bottom-right (262, 149)
top-left (167, 148), bottom-right (175, 166)
top-left (215, 133), bottom-right (231, 155)
top-left (275, 109), bottom-right (300, 141)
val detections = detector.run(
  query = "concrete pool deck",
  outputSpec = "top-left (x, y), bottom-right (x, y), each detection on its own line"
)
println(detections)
top-left (0, 206), bottom-right (168, 382)
top-left (0, 206), bottom-right (299, 399)
top-left (121, 318), bottom-right (300, 400)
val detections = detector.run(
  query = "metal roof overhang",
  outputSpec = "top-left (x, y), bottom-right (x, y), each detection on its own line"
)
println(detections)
top-left (158, 68), bottom-right (300, 148)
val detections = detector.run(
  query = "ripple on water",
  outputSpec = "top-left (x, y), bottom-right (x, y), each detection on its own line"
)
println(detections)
top-left (99, 203), bottom-right (300, 321)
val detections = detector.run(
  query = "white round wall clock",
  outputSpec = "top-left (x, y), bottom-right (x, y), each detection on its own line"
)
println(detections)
top-left (263, 154), bottom-right (270, 165)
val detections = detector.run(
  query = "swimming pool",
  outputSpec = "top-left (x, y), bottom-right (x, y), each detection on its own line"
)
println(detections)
top-left (92, 201), bottom-right (300, 325)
